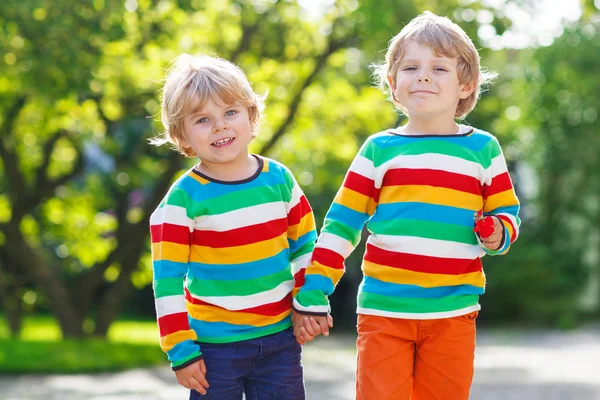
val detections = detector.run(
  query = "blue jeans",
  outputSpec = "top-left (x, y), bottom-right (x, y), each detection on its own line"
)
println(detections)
top-left (189, 327), bottom-right (305, 400)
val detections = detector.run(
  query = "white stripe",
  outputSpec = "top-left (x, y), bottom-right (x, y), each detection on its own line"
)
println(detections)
top-left (378, 153), bottom-right (486, 185)
top-left (293, 298), bottom-right (330, 314)
top-left (287, 184), bottom-right (303, 212)
top-left (316, 232), bottom-right (356, 259)
top-left (290, 252), bottom-right (312, 275)
top-left (371, 234), bottom-right (484, 259)
top-left (195, 201), bottom-right (287, 231)
top-left (150, 204), bottom-right (193, 228)
top-left (358, 304), bottom-right (481, 320)
top-left (488, 154), bottom-right (508, 180)
top-left (190, 280), bottom-right (294, 310)
top-left (498, 213), bottom-right (520, 238)
top-left (155, 294), bottom-right (187, 318)
top-left (349, 155), bottom-right (376, 184)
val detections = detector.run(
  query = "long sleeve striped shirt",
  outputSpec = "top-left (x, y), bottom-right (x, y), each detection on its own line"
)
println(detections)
top-left (293, 126), bottom-right (520, 319)
top-left (150, 156), bottom-right (316, 370)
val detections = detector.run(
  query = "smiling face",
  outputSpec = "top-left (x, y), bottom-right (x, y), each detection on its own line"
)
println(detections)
top-left (181, 98), bottom-right (254, 173)
top-left (388, 41), bottom-right (474, 122)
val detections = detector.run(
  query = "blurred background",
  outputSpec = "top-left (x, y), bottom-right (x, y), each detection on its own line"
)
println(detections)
top-left (0, 0), bottom-right (599, 398)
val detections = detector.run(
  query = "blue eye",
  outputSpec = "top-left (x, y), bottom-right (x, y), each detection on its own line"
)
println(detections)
top-left (225, 110), bottom-right (237, 116)
top-left (196, 117), bottom-right (209, 124)
top-left (403, 66), bottom-right (417, 71)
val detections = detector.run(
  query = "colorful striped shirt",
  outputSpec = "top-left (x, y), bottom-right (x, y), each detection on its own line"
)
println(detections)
top-left (150, 156), bottom-right (316, 370)
top-left (293, 126), bottom-right (520, 319)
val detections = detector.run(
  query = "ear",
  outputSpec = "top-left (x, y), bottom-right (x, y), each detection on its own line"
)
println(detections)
top-left (459, 80), bottom-right (477, 99)
top-left (387, 75), bottom-right (396, 92)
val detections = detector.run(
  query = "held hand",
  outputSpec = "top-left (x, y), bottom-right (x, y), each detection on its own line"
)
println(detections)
top-left (481, 216), bottom-right (503, 250)
top-left (293, 311), bottom-right (333, 344)
top-left (174, 359), bottom-right (209, 395)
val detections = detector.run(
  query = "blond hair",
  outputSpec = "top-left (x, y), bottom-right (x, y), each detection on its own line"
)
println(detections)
top-left (151, 54), bottom-right (266, 157)
top-left (374, 11), bottom-right (497, 119)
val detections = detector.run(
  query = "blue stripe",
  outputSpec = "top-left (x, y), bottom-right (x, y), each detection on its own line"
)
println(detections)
top-left (492, 205), bottom-right (520, 216)
top-left (361, 276), bottom-right (484, 298)
top-left (187, 250), bottom-right (291, 281)
top-left (153, 260), bottom-right (188, 279)
top-left (370, 129), bottom-right (493, 152)
top-left (370, 202), bottom-right (474, 227)
top-left (302, 274), bottom-right (335, 293)
top-left (190, 316), bottom-right (291, 338)
top-left (166, 339), bottom-right (201, 362)
top-left (327, 203), bottom-right (369, 231)
top-left (288, 230), bottom-right (317, 254)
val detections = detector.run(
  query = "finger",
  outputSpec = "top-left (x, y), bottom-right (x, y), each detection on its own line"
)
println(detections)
top-left (308, 317), bottom-right (323, 335)
top-left (188, 378), bottom-right (207, 395)
top-left (303, 317), bottom-right (317, 336)
top-left (316, 318), bottom-right (330, 337)
top-left (199, 359), bottom-right (207, 375)
top-left (300, 326), bottom-right (315, 342)
top-left (327, 314), bottom-right (334, 328)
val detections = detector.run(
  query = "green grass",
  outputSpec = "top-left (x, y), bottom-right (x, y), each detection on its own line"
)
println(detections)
top-left (0, 315), bottom-right (167, 374)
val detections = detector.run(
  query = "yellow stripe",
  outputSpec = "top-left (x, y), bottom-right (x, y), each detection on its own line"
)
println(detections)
top-left (334, 187), bottom-right (376, 215)
top-left (363, 259), bottom-right (485, 288)
top-left (500, 218), bottom-right (514, 240)
top-left (262, 159), bottom-right (269, 172)
top-left (160, 329), bottom-right (197, 352)
top-left (288, 213), bottom-right (316, 241)
top-left (485, 189), bottom-right (519, 213)
top-left (152, 242), bottom-right (189, 263)
top-left (379, 185), bottom-right (482, 210)
top-left (291, 287), bottom-right (300, 298)
top-left (306, 261), bottom-right (345, 285)
top-left (189, 233), bottom-right (288, 264)
top-left (188, 172), bottom-right (209, 185)
top-left (187, 302), bottom-right (290, 327)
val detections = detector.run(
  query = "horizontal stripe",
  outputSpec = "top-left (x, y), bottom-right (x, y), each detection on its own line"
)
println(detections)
top-left (192, 218), bottom-right (287, 248)
top-left (344, 171), bottom-right (379, 200)
top-left (358, 304), bottom-right (481, 320)
top-left (189, 280), bottom-right (294, 310)
top-left (153, 259), bottom-right (188, 280)
top-left (312, 247), bottom-right (345, 270)
top-left (187, 267), bottom-right (293, 297)
top-left (370, 202), bottom-right (476, 227)
top-left (301, 274), bottom-right (336, 294)
top-left (290, 252), bottom-right (312, 275)
top-left (305, 261), bottom-right (345, 287)
top-left (156, 294), bottom-right (187, 318)
top-left (378, 184), bottom-right (483, 210)
top-left (158, 312), bottom-right (191, 339)
top-left (485, 171), bottom-right (514, 196)
top-left (195, 201), bottom-right (287, 231)
top-left (375, 142), bottom-right (490, 169)
top-left (334, 187), bottom-right (376, 215)
top-left (189, 233), bottom-right (288, 264)
top-left (367, 218), bottom-right (478, 245)
top-left (287, 183), bottom-right (303, 211)
top-left (383, 168), bottom-right (483, 195)
top-left (160, 329), bottom-right (197, 352)
top-left (187, 302), bottom-right (290, 327)
top-left (363, 259), bottom-right (484, 287)
top-left (358, 291), bottom-right (479, 314)
top-left (152, 242), bottom-right (189, 263)
top-left (321, 218), bottom-right (363, 246)
top-left (293, 290), bottom-right (330, 310)
top-left (288, 212), bottom-right (316, 241)
top-left (361, 276), bottom-right (484, 298)
top-left (348, 155), bottom-right (376, 184)
top-left (327, 203), bottom-right (369, 232)
top-left (154, 278), bottom-right (185, 298)
top-left (485, 189), bottom-right (519, 213)
top-left (378, 153), bottom-right (485, 183)
top-left (370, 235), bottom-right (483, 260)
top-left (186, 250), bottom-right (289, 281)
top-left (190, 317), bottom-right (291, 342)
top-left (364, 243), bottom-right (483, 275)
top-left (488, 154), bottom-right (508, 178)
top-left (150, 223), bottom-right (190, 245)
top-left (200, 185), bottom-right (290, 215)
top-left (150, 204), bottom-right (192, 227)
top-left (315, 231), bottom-right (355, 258)
top-left (185, 290), bottom-right (292, 317)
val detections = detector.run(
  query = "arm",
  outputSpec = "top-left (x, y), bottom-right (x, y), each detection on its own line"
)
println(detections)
top-left (293, 140), bottom-right (379, 315)
top-left (480, 138), bottom-right (521, 255)
top-left (150, 188), bottom-right (203, 370)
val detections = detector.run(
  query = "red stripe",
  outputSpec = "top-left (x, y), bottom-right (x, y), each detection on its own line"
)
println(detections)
top-left (485, 172), bottom-right (514, 196)
top-left (158, 312), bottom-right (190, 337)
top-left (151, 223), bottom-right (190, 245)
top-left (497, 215), bottom-right (517, 242)
top-left (294, 269), bottom-right (306, 288)
top-left (313, 247), bottom-right (345, 270)
top-left (288, 196), bottom-right (311, 225)
top-left (185, 289), bottom-right (292, 317)
top-left (191, 218), bottom-right (287, 248)
top-left (344, 171), bottom-right (380, 201)
top-left (383, 168), bottom-right (482, 195)
top-left (364, 244), bottom-right (482, 275)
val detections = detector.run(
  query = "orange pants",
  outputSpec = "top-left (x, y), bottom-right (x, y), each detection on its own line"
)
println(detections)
top-left (356, 312), bottom-right (478, 400)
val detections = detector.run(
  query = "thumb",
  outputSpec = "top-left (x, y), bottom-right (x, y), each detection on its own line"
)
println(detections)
top-left (327, 314), bottom-right (334, 328)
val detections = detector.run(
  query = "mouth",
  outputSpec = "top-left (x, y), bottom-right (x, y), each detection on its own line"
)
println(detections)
top-left (211, 137), bottom-right (235, 147)
top-left (411, 90), bottom-right (437, 95)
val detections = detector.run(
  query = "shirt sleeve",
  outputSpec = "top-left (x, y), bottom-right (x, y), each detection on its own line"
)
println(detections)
top-left (293, 140), bottom-right (380, 315)
top-left (480, 137), bottom-right (521, 256)
top-left (150, 187), bottom-right (203, 370)
top-left (285, 172), bottom-right (318, 299)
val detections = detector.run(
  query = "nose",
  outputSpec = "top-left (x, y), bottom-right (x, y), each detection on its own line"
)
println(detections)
top-left (212, 118), bottom-right (228, 133)
top-left (417, 76), bottom-right (431, 83)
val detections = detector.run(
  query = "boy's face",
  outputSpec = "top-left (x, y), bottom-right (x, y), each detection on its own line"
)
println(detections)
top-left (181, 98), bottom-right (253, 169)
top-left (388, 41), bottom-right (474, 120)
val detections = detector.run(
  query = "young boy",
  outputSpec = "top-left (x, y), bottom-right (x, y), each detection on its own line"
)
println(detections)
top-left (149, 54), bottom-right (316, 399)
top-left (293, 11), bottom-right (520, 400)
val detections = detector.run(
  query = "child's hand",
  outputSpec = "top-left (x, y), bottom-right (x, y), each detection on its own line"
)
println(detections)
top-left (174, 359), bottom-right (209, 395)
top-left (481, 216), bottom-right (503, 250)
top-left (292, 311), bottom-right (333, 344)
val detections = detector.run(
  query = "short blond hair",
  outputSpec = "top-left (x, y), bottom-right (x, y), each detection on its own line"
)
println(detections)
top-left (152, 54), bottom-right (266, 157)
top-left (374, 11), bottom-right (496, 119)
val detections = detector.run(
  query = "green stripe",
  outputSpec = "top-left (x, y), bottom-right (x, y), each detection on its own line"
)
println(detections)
top-left (291, 241), bottom-right (314, 259)
top-left (295, 290), bottom-right (330, 308)
top-left (195, 184), bottom-right (289, 215)
top-left (358, 292), bottom-right (479, 313)
top-left (187, 268), bottom-right (292, 296)
top-left (171, 350), bottom-right (203, 368)
top-left (323, 219), bottom-right (361, 246)
top-left (376, 141), bottom-right (485, 167)
top-left (367, 219), bottom-right (478, 245)
top-left (196, 322), bottom-right (292, 344)
top-left (155, 278), bottom-right (184, 298)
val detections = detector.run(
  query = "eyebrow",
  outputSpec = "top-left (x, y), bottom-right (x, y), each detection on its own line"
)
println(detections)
top-left (400, 57), bottom-right (454, 63)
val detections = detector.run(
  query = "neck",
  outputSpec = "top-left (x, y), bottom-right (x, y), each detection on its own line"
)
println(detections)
top-left (197, 155), bottom-right (258, 182)
top-left (403, 114), bottom-right (460, 135)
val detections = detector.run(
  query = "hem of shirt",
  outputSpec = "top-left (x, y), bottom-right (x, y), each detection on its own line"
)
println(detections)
top-left (172, 354), bottom-right (204, 371)
top-left (194, 321), bottom-right (292, 344)
top-left (356, 304), bottom-right (481, 320)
